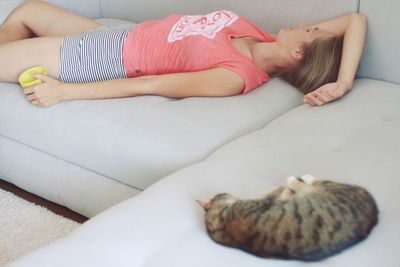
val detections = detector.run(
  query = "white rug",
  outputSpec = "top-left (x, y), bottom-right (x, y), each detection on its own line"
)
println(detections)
top-left (0, 188), bottom-right (80, 266)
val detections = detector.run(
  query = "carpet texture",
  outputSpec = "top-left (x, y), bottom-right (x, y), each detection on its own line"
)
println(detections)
top-left (0, 188), bottom-right (80, 266)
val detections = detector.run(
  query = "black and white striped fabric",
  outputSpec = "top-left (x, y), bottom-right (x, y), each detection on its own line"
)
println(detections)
top-left (59, 25), bottom-right (134, 83)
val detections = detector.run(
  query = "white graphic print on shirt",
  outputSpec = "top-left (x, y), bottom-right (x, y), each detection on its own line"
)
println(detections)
top-left (167, 10), bottom-right (239, 43)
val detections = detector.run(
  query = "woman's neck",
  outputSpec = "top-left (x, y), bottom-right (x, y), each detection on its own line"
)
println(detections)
top-left (251, 42), bottom-right (290, 76)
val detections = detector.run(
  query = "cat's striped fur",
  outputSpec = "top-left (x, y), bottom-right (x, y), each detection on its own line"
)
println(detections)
top-left (199, 175), bottom-right (378, 261)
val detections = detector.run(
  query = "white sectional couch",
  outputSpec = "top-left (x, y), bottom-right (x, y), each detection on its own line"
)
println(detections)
top-left (1, 0), bottom-right (399, 266)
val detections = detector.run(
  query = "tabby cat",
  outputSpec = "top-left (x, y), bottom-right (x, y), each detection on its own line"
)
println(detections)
top-left (198, 175), bottom-right (378, 261)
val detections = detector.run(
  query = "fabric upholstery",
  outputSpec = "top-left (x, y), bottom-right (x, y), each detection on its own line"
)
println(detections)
top-left (357, 0), bottom-right (400, 84)
top-left (0, 0), bottom-right (23, 24)
top-left (8, 79), bottom-right (400, 267)
top-left (0, 0), bottom-right (100, 24)
top-left (47, 0), bottom-right (100, 19)
top-left (0, 136), bottom-right (138, 217)
top-left (2, 0), bottom-right (399, 266)
top-left (100, 0), bottom-right (358, 35)
top-left (0, 78), bottom-right (304, 191)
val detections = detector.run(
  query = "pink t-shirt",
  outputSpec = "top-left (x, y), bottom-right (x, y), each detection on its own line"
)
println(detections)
top-left (122, 10), bottom-right (275, 94)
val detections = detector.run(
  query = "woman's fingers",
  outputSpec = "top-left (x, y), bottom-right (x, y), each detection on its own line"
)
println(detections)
top-left (304, 92), bottom-right (325, 106)
top-left (303, 94), bottom-right (315, 105)
top-left (304, 81), bottom-right (349, 107)
top-left (30, 99), bottom-right (44, 108)
top-left (314, 90), bottom-right (332, 103)
top-left (23, 87), bottom-right (34, 95)
top-left (24, 90), bottom-right (44, 108)
top-left (25, 94), bottom-right (36, 101)
top-left (311, 95), bottom-right (325, 106)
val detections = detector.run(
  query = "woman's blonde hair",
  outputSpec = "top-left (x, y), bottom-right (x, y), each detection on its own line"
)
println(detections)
top-left (280, 36), bottom-right (343, 94)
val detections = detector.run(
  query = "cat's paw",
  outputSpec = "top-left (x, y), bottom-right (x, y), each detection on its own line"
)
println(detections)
top-left (301, 174), bottom-right (317, 184)
top-left (287, 175), bottom-right (297, 184)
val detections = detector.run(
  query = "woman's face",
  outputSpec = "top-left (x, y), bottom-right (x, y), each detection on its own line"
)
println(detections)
top-left (276, 24), bottom-right (333, 50)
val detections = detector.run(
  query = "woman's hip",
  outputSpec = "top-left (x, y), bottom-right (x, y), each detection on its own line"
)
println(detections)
top-left (59, 25), bottom-right (134, 83)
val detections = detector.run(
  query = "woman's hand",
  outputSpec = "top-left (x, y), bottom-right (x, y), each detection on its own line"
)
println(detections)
top-left (22, 74), bottom-right (64, 108)
top-left (304, 81), bottom-right (349, 106)
top-left (303, 13), bottom-right (366, 107)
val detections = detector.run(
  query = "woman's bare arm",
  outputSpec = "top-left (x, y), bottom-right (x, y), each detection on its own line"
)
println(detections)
top-left (23, 68), bottom-right (245, 107)
top-left (305, 13), bottom-right (367, 106)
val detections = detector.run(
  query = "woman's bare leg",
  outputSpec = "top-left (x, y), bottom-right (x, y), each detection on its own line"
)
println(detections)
top-left (0, 36), bottom-right (62, 82)
top-left (0, 0), bottom-right (100, 44)
top-left (0, 0), bottom-right (102, 82)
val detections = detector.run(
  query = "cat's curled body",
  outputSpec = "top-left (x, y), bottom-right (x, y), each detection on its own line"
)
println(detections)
top-left (199, 175), bottom-right (378, 261)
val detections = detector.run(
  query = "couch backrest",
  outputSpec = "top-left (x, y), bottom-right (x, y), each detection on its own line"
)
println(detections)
top-left (357, 0), bottom-right (400, 85)
top-left (99, 0), bottom-right (357, 35)
top-left (48, 0), bottom-right (101, 19)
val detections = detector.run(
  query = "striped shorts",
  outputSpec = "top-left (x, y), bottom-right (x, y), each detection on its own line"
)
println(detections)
top-left (59, 25), bottom-right (134, 83)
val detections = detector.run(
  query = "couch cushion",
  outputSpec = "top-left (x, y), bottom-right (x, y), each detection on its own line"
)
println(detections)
top-left (0, 75), bottom-right (303, 190)
top-left (0, 135), bottom-right (138, 217)
top-left (9, 79), bottom-right (400, 267)
top-left (100, 0), bottom-right (357, 35)
top-left (357, 0), bottom-right (400, 84)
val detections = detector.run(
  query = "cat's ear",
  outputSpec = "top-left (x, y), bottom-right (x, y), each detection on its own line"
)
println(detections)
top-left (197, 199), bottom-right (211, 211)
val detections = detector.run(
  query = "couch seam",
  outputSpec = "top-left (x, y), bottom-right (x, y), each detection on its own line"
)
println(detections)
top-left (0, 134), bottom-right (143, 192)
top-left (126, 101), bottom-right (304, 185)
top-left (197, 79), bottom-right (379, 164)
top-left (200, 102), bottom-right (305, 162)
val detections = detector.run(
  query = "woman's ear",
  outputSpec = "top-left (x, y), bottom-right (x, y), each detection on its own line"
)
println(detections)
top-left (290, 47), bottom-right (304, 61)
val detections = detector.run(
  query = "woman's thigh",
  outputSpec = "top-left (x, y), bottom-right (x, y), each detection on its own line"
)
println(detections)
top-left (0, 36), bottom-right (62, 82)
top-left (5, 1), bottom-right (100, 37)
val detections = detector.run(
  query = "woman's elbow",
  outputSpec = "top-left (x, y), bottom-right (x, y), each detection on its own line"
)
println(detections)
top-left (218, 80), bottom-right (245, 97)
top-left (350, 12), bottom-right (367, 23)
top-left (193, 80), bottom-right (244, 97)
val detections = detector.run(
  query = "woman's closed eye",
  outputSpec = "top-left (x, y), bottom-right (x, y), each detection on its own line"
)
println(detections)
top-left (306, 27), bottom-right (319, 33)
